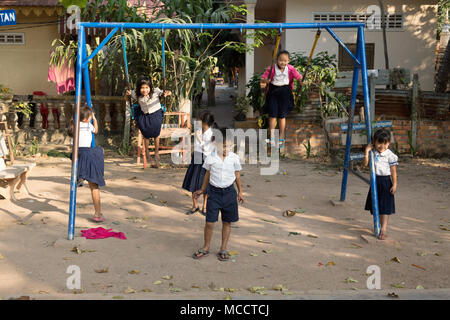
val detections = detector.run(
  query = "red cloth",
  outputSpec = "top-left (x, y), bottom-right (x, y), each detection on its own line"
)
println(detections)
top-left (81, 227), bottom-right (127, 240)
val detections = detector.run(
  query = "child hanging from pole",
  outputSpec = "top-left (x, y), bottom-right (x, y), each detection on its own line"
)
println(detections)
top-left (261, 50), bottom-right (303, 148)
top-left (67, 105), bottom-right (106, 223)
top-left (363, 129), bottom-right (398, 240)
top-left (126, 76), bottom-right (171, 168)
top-left (192, 128), bottom-right (244, 261)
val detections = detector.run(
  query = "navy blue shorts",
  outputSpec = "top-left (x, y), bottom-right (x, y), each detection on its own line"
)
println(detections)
top-left (365, 176), bottom-right (395, 215)
top-left (206, 184), bottom-right (239, 223)
top-left (265, 84), bottom-right (294, 119)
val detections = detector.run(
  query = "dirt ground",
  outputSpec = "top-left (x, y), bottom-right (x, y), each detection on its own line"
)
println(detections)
top-left (0, 152), bottom-right (449, 300)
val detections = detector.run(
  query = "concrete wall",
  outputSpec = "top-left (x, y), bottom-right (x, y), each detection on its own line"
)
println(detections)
top-left (0, 12), bottom-right (59, 95)
top-left (284, 0), bottom-right (437, 90)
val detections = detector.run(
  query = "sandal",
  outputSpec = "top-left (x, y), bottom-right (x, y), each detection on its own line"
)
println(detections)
top-left (186, 207), bottom-right (199, 215)
top-left (192, 248), bottom-right (209, 259)
top-left (91, 214), bottom-right (105, 223)
top-left (378, 232), bottom-right (387, 240)
top-left (217, 250), bottom-right (230, 261)
top-left (278, 139), bottom-right (285, 147)
top-left (200, 209), bottom-right (206, 216)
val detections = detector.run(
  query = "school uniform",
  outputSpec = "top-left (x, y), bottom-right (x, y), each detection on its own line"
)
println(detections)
top-left (75, 122), bottom-right (105, 187)
top-left (182, 127), bottom-right (214, 192)
top-left (203, 151), bottom-right (242, 223)
top-left (262, 64), bottom-right (302, 118)
top-left (132, 88), bottom-right (164, 139)
top-left (365, 149), bottom-right (398, 215)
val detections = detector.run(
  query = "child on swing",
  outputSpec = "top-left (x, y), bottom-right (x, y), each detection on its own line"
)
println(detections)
top-left (364, 129), bottom-right (398, 240)
top-left (67, 105), bottom-right (105, 223)
top-left (126, 76), bottom-right (171, 168)
top-left (261, 50), bottom-right (303, 148)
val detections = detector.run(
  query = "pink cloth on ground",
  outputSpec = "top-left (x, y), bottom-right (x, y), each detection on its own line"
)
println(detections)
top-left (81, 227), bottom-right (127, 240)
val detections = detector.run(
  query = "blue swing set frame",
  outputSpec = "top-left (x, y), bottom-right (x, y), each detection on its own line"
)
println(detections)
top-left (68, 21), bottom-right (382, 240)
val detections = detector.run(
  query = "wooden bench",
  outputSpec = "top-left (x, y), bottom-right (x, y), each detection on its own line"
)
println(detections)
top-left (0, 162), bottom-right (35, 201)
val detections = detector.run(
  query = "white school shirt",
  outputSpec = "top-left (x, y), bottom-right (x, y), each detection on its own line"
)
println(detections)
top-left (271, 64), bottom-right (289, 86)
top-left (203, 151), bottom-right (242, 188)
top-left (194, 127), bottom-right (215, 157)
top-left (131, 87), bottom-right (163, 114)
top-left (373, 149), bottom-right (398, 176)
top-left (78, 122), bottom-right (95, 147)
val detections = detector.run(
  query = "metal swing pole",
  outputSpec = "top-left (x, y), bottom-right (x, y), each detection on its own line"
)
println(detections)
top-left (82, 33), bottom-right (95, 148)
top-left (121, 29), bottom-right (132, 146)
top-left (68, 25), bottom-right (85, 240)
top-left (358, 26), bottom-right (381, 237)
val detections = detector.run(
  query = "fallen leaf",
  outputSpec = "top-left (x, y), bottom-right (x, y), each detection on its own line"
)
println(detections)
top-left (387, 292), bottom-right (399, 298)
top-left (273, 284), bottom-right (288, 291)
top-left (281, 291), bottom-right (293, 295)
top-left (417, 252), bottom-right (427, 256)
top-left (224, 288), bottom-right (238, 293)
top-left (73, 289), bottom-right (85, 294)
top-left (288, 232), bottom-right (301, 236)
top-left (262, 249), bottom-right (272, 254)
top-left (435, 252), bottom-right (442, 256)
top-left (411, 264), bottom-right (426, 271)
top-left (119, 208), bottom-right (129, 211)
top-left (162, 275), bottom-right (172, 280)
top-left (391, 283), bottom-right (405, 288)
top-left (391, 257), bottom-right (401, 263)
top-left (213, 287), bottom-right (225, 292)
top-left (295, 208), bottom-right (306, 213)
top-left (344, 277), bottom-right (358, 283)
top-left (326, 261), bottom-right (336, 266)
top-left (95, 268), bottom-right (109, 273)
top-left (350, 243), bottom-right (363, 249)
top-left (248, 286), bottom-right (266, 293)
top-left (153, 280), bottom-right (163, 285)
top-left (257, 240), bottom-right (272, 244)
top-left (38, 290), bottom-right (49, 294)
top-left (142, 288), bottom-right (152, 292)
top-left (318, 262), bottom-right (324, 267)
top-left (228, 251), bottom-right (239, 256)
top-left (112, 296), bottom-right (123, 300)
top-left (71, 247), bottom-right (82, 255)
top-left (124, 287), bottom-right (136, 294)
top-left (0, 253), bottom-right (3, 260)
top-left (63, 257), bottom-right (72, 261)
top-left (160, 200), bottom-right (168, 204)
top-left (260, 218), bottom-right (279, 224)
top-left (224, 294), bottom-right (232, 300)
top-left (128, 270), bottom-right (141, 275)
top-left (191, 285), bottom-right (200, 289)
top-left (439, 227), bottom-right (450, 231)
top-left (276, 194), bottom-right (287, 198)
top-left (307, 234), bottom-right (318, 238)
top-left (250, 252), bottom-right (258, 257)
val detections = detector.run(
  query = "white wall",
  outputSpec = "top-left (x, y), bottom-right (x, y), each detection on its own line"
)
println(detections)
top-left (284, 0), bottom-right (437, 90)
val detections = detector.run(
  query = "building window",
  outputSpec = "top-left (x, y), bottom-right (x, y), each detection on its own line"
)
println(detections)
top-left (338, 43), bottom-right (375, 71)
top-left (313, 12), bottom-right (404, 31)
top-left (0, 33), bottom-right (25, 44)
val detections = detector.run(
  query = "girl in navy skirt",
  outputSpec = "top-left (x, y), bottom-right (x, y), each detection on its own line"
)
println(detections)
top-left (363, 129), bottom-right (398, 240)
top-left (261, 50), bottom-right (303, 148)
top-left (182, 111), bottom-right (216, 215)
top-left (126, 76), bottom-right (171, 168)
top-left (68, 105), bottom-right (106, 223)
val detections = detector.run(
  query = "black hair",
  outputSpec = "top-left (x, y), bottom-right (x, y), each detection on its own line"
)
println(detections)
top-left (135, 76), bottom-right (153, 98)
top-left (277, 50), bottom-right (290, 59)
top-left (200, 111), bottom-right (217, 128)
top-left (373, 128), bottom-right (391, 144)
top-left (67, 104), bottom-right (92, 138)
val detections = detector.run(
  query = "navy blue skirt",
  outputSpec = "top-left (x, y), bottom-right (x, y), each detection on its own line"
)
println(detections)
top-left (365, 176), bottom-right (395, 215)
top-left (77, 147), bottom-right (105, 187)
top-left (136, 107), bottom-right (164, 139)
top-left (264, 84), bottom-right (294, 118)
top-left (182, 152), bottom-right (207, 193)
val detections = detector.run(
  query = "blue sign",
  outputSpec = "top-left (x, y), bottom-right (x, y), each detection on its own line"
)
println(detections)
top-left (0, 10), bottom-right (17, 26)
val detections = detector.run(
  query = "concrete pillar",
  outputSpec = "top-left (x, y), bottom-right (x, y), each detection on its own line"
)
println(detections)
top-left (244, 0), bottom-right (257, 119)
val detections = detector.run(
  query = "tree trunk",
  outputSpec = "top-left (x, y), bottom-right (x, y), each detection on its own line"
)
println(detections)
top-left (435, 40), bottom-right (450, 93)
top-left (207, 78), bottom-right (216, 106)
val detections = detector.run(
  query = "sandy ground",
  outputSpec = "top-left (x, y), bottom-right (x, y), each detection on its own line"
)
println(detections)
top-left (0, 151), bottom-right (449, 300)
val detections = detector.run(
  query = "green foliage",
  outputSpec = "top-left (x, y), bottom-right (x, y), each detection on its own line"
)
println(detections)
top-left (407, 130), bottom-right (418, 156)
top-left (29, 137), bottom-right (39, 156)
top-left (12, 101), bottom-right (33, 118)
top-left (118, 140), bottom-right (131, 156)
top-left (437, 0), bottom-right (450, 40)
top-left (47, 149), bottom-right (71, 158)
top-left (0, 84), bottom-right (11, 100)
top-left (234, 96), bottom-right (250, 115)
top-left (246, 73), bottom-right (264, 113)
top-left (58, 0), bottom-right (88, 9)
top-left (303, 139), bottom-right (311, 158)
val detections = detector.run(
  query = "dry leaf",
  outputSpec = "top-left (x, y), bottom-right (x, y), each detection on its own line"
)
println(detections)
top-left (124, 287), bottom-right (136, 294)
top-left (249, 253), bottom-right (258, 257)
top-left (260, 218), bottom-right (279, 224)
top-left (113, 296), bottom-right (123, 299)
top-left (326, 261), bottom-right (336, 266)
top-left (224, 294), bottom-right (232, 300)
top-left (387, 292), bottom-right (399, 298)
top-left (391, 283), bottom-right (405, 288)
top-left (0, 253), bottom-right (3, 260)
top-left (288, 232), bottom-right (301, 236)
top-left (228, 251), bottom-right (239, 256)
top-left (38, 290), bottom-right (49, 294)
top-left (213, 287), bottom-right (225, 292)
top-left (162, 275), bottom-right (172, 280)
top-left (273, 284), bottom-right (288, 291)
top-left (262, 249), bottom-right (272, 254)
top-left (128, 270), bottom-right (141, 275)
top-left (248, 286), bottom-right (266, 293)
top-left (307, 234), bottom-right (318, 238)
top-left (191, 285), bottom-right (200, 289)
top-left (95, 268), bottom-right (109, 273)
top-left (435, 252), bottom-right (442, 256)
top-left (63, 257), bottom-right (72, 261)
top-left (153, 280), bottom-right (163, 285)
top-left (170, 288), bottom-right (183, 293)
top-left (71, 247), bottom-right (82, 255)
top-left (225, 288), bottom-right (238, 293)
top-left (344, 277), bottom-right (358, 283)
top-left (416, 285), bottom-right (424, 290)
top-left (391, 257), bottom-right (401, 263)
top-left (417, 252), bottom-right (427, 256)
top-left (257, 240), bottom-right (272, 244)
top-left (142, 288), bottom-right (152, 292)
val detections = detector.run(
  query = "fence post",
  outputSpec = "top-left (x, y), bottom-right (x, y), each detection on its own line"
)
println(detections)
top-left (411, 73), bottom-right (419, 151)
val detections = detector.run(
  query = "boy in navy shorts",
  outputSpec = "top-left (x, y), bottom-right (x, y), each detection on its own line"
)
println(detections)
top-left (192, 128), bottom-right (244, 261)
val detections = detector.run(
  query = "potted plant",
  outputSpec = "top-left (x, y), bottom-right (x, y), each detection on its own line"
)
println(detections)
top-left (234, 96), bottom-right (250, 121)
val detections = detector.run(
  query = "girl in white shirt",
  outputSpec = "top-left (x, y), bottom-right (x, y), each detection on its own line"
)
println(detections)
top-left (68, 105), bottom-right (105, 223)
top-left (126, 76), bottom-right (171, 168)
top-left (363, 129), bottom-right (398, 240)
top-left (182, 111), bottom-right (216, 215)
